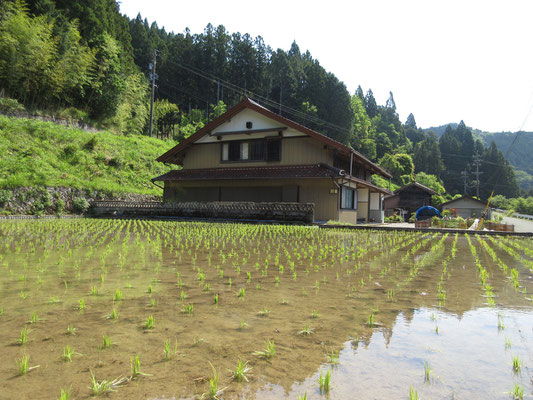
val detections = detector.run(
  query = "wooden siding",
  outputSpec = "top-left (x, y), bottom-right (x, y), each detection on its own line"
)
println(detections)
top-left (299, 180), bottom-right (338, 222)
top-left (182, 137), bottom-right (332, 169)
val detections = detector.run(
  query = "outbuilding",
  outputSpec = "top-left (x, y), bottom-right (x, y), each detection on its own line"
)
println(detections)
top-left (440, 196), bottom-right (491, 220)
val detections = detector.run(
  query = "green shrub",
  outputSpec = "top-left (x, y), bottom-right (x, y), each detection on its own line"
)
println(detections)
top-left (55, 198), bottom-right (65, 215)
top-left (0, 97), bottom-right (25, 114)
top-left (57, 107), bottom-right (90, 123)
top-left (72, 197), bottom-right (90, 214)
top-left (0, 190), bottom-right (12, 207)
top-left (83, 136), bottom-right (98, 151)
top-left (431, 215), bottom-right (441, 226)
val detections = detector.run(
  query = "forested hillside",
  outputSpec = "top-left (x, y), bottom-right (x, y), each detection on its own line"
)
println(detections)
top-left (0, 0), bottom-right (528, 204)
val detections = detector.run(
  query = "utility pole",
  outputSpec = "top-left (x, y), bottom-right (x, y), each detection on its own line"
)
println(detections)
top-left (461, 170), bottom-right (468, 195)
top-left (472, 153), bottom-right (483, 198)
top-left (149, 50), bottom-right (158, 137)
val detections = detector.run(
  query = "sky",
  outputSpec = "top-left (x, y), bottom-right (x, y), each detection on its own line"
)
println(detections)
top-left (119, 0), bottom-right (533, 133)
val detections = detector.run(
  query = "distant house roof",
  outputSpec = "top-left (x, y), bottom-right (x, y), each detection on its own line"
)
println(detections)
top-left (440, 196), bottom-right (487, 208)
top-left (152, 163), bottom-right (391, 194)
top-left (156, 97), bottom-right (392, 179)
top-left (392, 182), bottom-right (438, 196)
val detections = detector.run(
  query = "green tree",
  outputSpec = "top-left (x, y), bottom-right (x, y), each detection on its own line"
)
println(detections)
top-left (413, 134), bottom-right (445, 176)
top-left (414, 172), bottom-right (446, 194)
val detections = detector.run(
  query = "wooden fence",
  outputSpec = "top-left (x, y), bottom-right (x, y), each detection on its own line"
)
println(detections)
top-left (89, 201), bottom-right (315, 223)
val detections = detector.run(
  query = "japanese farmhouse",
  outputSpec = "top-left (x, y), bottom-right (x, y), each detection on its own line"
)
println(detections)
top-left (152, 97), bottom-right (391, 223)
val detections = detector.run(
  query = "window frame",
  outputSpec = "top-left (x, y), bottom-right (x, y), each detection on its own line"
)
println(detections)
top-left (340, 186), bottom-right (358, 210)
top-left (221, 138), bottom-right (282, 163)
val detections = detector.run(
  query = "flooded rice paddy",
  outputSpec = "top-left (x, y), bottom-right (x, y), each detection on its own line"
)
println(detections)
top-left (0, 219), bottom-right (532, 399)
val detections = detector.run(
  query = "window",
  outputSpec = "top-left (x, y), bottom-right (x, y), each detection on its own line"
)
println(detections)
top-left (249, 140), bottom-right (265, 160)
top-left (222, 138), bottom-right (281, 162)
top-left (341, 186), bottom-right (357, 210)
top-left (266, 138), bottom-right (281, 161)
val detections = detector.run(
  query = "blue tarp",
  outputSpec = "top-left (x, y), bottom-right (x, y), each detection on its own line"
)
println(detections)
top-left (415, 206), bottom-right (441, 221)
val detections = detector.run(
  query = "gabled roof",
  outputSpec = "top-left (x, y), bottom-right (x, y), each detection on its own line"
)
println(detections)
top-left (440, 196), bottom-right (487, 208)
top-left (156, 97), bottom-right (392, 179)
top-left (392, 181), bottom-right (437, 196)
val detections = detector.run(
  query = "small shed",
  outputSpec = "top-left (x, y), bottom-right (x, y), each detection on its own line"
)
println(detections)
top-left (384, 182), bottom-right (437, 220)
top-left (440, 196), bottom-right (491, 220)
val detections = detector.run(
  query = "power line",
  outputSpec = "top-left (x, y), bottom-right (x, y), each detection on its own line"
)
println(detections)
top-left (161, 58), bottom-right (353, 137)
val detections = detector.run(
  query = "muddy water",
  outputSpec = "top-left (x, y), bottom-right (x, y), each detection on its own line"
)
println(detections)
top-left (0, 220), bottom-right (531, 399)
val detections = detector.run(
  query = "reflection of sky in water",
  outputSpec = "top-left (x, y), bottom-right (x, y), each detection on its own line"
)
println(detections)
top-left (257, 307), bottom-right (533, 399)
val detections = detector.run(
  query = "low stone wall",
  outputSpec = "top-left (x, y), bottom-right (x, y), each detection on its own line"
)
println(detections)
top-left (90, 201), bottom-right (315, 223)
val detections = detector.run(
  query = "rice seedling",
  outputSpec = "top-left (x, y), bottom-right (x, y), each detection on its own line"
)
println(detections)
top-left (89, 371), bottom-right (125, 396)
top-left (258, 308), bottom-right (270, 317)
top-left (239, 320), bottom-right (248, 329)
top-left (113, 289), bottom-right (123, 302)
top-left (19, 291), bottom-right (28, 300)
top-left (144, 315), bottom-right (155, 329)
top-left (105, 307), bottom-right (119, 320)
top-left (505, 337), bottom-right (512, 349)
top-left (28, 312), bottom-right (41, 324)
top-left (423, 361), bottom-right (431, 382)
top-left (253, 340), bottom-right (275, 359)
top-left (409, 386), bottom-right (419, 400)
top-left (512, 356), bottom-right (521, 373)
top-left (237, 288), bottom-right (245, 298)
top-left (327, 350), bottom-right (339, 366)
top-left (213, 293), bottom-right (219, 304)
top-left (193, 336), bottom-right (205, 346)
top-left (311, 309), bottom-right (320, 319)
top-left (77, 298), bottom-right (86, 311)
top-left (281, 298), bottom-right (288, 305)
top-left (99, 335), bottom-right (113, 350)
top-left (150, 297), bottom-right (156, 307)
top-left (230, 359), bottom-right (252, 382)
top-left (201, 362), bottom-right (226, 399)
top-left (367, 313), bottom-right (375, 327)
top-left (147, 285), bottom-right (153, 294)
top-left (498, 313), bottom-right (505, 331)
top-left (298, 325), bottom-right (315, 335)
top-left (511, 383), bottom-right (524, 400)
top-left (318, 369), bottom-right (332, 393)
top-left (18, 327), bottom-right (29, 345)
top-left (90, 286), bottom-right (99, 296)
top-left (49, 296), bottom-right (61, 304)
top-left (57, 387), bottom-right (71, 400)
top-left (17, 354), bottom-right (39, 375)
top-left (180, 291), bottom-right (187, 301)
top-left (183, 304), bottom-right (194, 315)
top-left (298, 393), bottom-right (307, 400)
top-left (66, 324), bottom-right (77, 336)
top-left (163, 339), bottom-right (178, 360)
top-left (62, 345), bottom-right (82, 362)
top-left (130, 354), bottom-right (150, 378)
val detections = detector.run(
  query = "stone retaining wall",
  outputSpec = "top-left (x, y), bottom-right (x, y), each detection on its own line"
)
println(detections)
top-left (90, 201), bottom-right (315, 223)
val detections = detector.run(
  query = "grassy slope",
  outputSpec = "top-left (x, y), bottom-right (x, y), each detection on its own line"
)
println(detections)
top-left (0, 115), bottom-right (174, 195)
